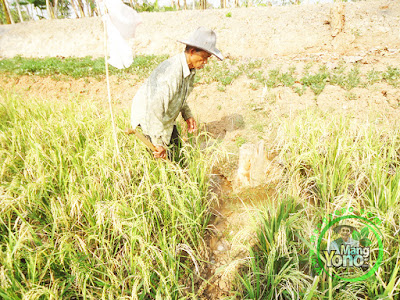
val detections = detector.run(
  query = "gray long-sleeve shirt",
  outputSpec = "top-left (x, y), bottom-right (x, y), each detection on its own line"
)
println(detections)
top-left (131, 52), bottom-right (195, 146)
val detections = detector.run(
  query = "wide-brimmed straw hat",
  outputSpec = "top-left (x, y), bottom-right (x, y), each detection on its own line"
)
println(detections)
top-left (333, 221), bottom-right (358, 234)
top-left (178, 27), bottom-right (224, 61)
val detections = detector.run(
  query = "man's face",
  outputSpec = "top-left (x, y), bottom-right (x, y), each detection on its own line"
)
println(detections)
top-left (340, 227), bottom-right (351, 241)
top-left (189, 50), bottom-right (211, 69)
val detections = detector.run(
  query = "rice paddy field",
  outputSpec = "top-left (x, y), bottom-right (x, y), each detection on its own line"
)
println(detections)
top-left (0, 56), bottom-right (400, 300)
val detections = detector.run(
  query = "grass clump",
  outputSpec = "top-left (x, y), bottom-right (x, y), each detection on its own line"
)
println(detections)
top-left (278, 69), bottom-right (296, 87)
top-left (197, 60), bottom-right (242, 89)
top-left (0, 90), bottom-right (217, 298)
top-left (301, 66), bottom-right (329, 95)
top-left (248, 70), bottom-right (266, 84)
top-left (330, 65), bottom-right (361, 90)
top-left (265, 68), bottom-right (281, 88)
top-left (235, 136), bottom-right (247, 147)
top-left (239, 60), bottom-right (263, 74)
top-left (366, 69), bottom-right (382, 85)
top-left (382, 66), bottom-right (400, 87)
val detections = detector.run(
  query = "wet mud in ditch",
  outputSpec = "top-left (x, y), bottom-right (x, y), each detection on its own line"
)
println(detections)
top-left (197, 171), bottom-right (277, 299)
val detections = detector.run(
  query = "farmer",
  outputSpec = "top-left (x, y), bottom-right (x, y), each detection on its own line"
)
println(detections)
top-left (328, 224), bottom-right (359, 254)
top-left (130, 27), bottom-right (223, 159)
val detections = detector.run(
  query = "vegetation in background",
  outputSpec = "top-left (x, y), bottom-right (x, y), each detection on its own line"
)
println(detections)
top-left (0, 55), bottom-right (169, 80)
top-left (301, 66), bottom-right (329, 95)
top-left (197, 59), bottom-right (243, 90)
top-left (0, 0), bottom-right (379, 24)
top-left (2, 56), bottom-right (399, 95)
top-left (0, 90), bottom-right (219, 298)
top-left (201, 59), bottom-right (400, 95)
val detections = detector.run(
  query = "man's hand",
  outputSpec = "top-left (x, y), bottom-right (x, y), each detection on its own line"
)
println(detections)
top-left (186, 117), bottom-right (197, 133)
top-left (153, 145), bottom-right (167, 159)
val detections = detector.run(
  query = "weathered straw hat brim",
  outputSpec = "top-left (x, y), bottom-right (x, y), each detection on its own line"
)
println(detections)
top-left (178, 39), bottom-right (224, 61)
top-left (333, 224), bottom-right (357, 233)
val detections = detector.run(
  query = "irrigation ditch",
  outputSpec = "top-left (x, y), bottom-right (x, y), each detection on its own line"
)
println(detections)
top-left (192, 145), bottom-right (282, 298)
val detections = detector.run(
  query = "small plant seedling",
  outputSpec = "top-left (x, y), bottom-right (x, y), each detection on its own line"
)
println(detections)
top-left (250, 82), bottom-right (261, 90)
top-left (299, 65), bottom-right (330, 95)
top-left (345, 91), bottom-right (357, 101)
top-left (366, 70), bottom-right (382, 85)
top-left (344, 67), bottom-right (361, 90)
top-left (235, 136), bottom-right (247, 147)
top-left (266, 68), bottom-right (281, 88)
top-left (252, 124), bottom-right (264, 133)
top-left (383, 66), bottom-right (400, 87)
top-left (293, 85), bottom-right (306, 96)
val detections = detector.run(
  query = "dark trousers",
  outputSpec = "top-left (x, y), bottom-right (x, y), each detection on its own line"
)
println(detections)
top-left (168, 125), bottom-right (181, 161)
top-left (170, 125), bottom-right (180, 147)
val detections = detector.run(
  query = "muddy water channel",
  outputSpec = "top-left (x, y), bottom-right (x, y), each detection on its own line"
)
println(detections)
top-left (198, 172), bottom-right (276, 299)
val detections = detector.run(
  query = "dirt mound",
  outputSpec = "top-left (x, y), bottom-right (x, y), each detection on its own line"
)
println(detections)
top-left (0, 0), bottom-right (399, 59)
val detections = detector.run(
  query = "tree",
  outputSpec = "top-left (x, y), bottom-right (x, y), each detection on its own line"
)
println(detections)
top-left (46, 0), bottom-right (55, 18)
top-left (26, 0), bottom-right (46, 19)
top-left (87, 0), bottom-right (97, 16)
top-left (22, 0), bottom-right (69, 19)
top-left (1, 0), bottom-right (13, 23)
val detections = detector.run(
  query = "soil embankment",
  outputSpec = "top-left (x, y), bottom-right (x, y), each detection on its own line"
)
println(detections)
top-left (0, 1), bottom-right (399, 59)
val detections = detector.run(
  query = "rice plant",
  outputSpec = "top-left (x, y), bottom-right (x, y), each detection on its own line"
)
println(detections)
top-left (0, 90), bottom-right (218, 299)
top-left (234, 198), bottom-right (313, 299)
top-left (233, 110), bottom-right (400, 299)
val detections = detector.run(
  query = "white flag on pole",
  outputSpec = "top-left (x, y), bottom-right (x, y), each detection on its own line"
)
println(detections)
top-left (99, 0), bottom-right (142, 69)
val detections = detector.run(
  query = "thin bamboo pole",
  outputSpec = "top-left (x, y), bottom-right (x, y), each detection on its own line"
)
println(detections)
top-left (76, 0), bottom-right (85, 17)
top-left (70, 0), bottom-right (80, 18)
top-left (46, 0), bottom-right (55, 19)
top-left (15, 0), bottom-right (24, 22)
top-left (24, 4), bottom-right (33, 20)
top-left (53, 0), bottom-right (59, 18)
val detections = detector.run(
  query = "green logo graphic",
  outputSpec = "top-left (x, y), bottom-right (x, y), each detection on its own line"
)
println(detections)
top-left (315, 215), bottom-right (383, 282)
top-left (352, 226), bottom-right (372, 247)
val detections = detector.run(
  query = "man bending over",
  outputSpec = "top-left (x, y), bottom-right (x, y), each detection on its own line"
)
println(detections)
top-left (131, 27), bottom-right (223, 159)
